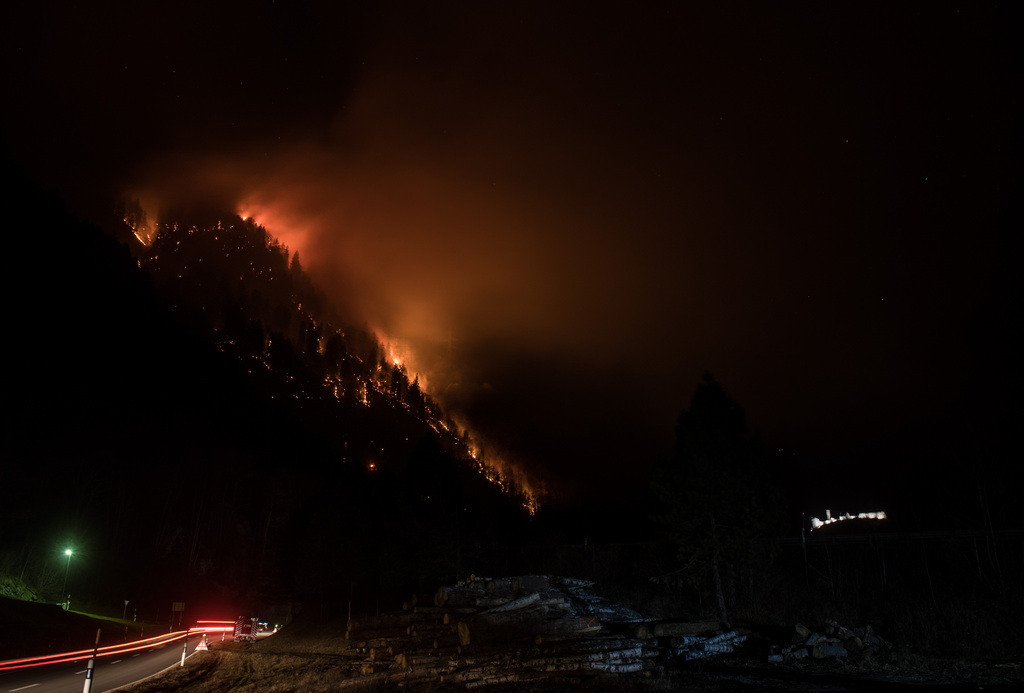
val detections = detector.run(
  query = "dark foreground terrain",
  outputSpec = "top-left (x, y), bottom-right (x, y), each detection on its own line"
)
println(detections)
top-left (132, 575), bottom-right (1024, 692)
top-left (3, 586), bottom-right (1021, 692)
top-left (110, 622), bottom-right (1020, 692)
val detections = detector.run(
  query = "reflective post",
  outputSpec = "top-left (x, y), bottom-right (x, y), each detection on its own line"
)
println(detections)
top-left (180, 628), bottom-right (189, 666)
top-left (82, 628), bottom-right (100, 693)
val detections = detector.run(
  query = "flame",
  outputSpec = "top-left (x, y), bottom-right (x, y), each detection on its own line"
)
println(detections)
top-left (452, 422), bottom-right (541, 515)
top-left (378, 334), bottom-right (409, 368)
top-left (235, 197), bottom-right (309, 257)
top-left (123, 215), bottom-right (157, 246)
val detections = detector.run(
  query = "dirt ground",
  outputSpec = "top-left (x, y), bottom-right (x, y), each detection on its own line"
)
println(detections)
top-left (110, 620), bottom-right (1022, 692)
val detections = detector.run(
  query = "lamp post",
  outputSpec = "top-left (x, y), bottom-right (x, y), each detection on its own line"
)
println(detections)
top-left (61, 549), bottom-right (72, 608)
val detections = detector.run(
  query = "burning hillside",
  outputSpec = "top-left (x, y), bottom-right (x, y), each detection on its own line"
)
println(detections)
top-left (128, 209), bottom-right (542, 513)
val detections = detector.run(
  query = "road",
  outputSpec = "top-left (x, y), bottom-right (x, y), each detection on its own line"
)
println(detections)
top-left (0, 633), bottom-right (199, 693)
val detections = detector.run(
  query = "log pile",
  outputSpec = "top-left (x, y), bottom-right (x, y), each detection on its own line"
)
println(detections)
top-left (343, 574), bottom-right (744, 688)
top-left (767, 620), bottom-right (892, 663)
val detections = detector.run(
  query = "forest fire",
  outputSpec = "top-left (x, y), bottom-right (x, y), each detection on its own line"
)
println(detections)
top-left (369, 331), bottom-right (541, 513)
top-left (234, 198), bottom-right (308, 255)
top-left (135, 206), bottom-right (543, 514)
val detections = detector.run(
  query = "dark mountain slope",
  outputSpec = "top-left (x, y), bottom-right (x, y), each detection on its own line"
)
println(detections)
top-left (1, 158), bottom-right (531, 620)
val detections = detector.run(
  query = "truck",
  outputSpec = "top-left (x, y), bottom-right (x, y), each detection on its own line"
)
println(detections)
top-left (233, 616), bottom-right (259, 642)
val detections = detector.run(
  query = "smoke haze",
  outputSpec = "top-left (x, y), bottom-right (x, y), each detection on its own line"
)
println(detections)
top-left (3, 1), bottom-right (1014, 503)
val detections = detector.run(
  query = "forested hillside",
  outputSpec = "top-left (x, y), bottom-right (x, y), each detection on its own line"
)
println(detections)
top-left (1, 165), bottom-right (535, 621)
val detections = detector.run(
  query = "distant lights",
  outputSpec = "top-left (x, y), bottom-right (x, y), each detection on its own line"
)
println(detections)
top-left (810, 509), bottom-right (887, 531)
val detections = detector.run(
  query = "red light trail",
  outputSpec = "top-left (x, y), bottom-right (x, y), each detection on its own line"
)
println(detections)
top-left (0, 622), bottom-right (235, 672)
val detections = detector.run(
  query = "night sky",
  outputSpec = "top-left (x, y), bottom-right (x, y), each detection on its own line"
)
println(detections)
top-left (2, 2), bottom-right (1017, 509)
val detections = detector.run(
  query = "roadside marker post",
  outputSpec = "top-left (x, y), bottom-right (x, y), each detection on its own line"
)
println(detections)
top-left (82, 628), bottom-right (100, 693)
top-left (180, 628), bottom-right (189, 666)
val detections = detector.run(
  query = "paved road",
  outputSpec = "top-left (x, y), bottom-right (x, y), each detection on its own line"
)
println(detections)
top-left (0, 634), bottom-right (198, 693)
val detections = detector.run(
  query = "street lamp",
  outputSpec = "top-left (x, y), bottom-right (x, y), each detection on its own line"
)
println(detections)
top-left (61, 549), bottom-right (72, 608)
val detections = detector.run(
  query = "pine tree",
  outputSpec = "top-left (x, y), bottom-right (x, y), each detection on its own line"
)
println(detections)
top-left (652, 373), bottom-right (782, 627)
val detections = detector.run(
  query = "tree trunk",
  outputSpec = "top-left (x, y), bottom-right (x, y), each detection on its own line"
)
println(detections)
top-left (712, 554), bottom-right (729, 629)
top-left (710, 514), bottom-right (730, 629)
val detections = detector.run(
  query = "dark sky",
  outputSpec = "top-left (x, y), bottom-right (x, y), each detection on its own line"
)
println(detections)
top-left (3, 1), bottom-right (1017, 507)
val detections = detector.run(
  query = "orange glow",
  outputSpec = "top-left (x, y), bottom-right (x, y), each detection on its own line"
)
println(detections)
top-left (143, 203), bottom-right (542, 512)
top-left (235, 196), bottom-right (310, 258)
top-left (377, 334), bottom-right (414, 373)
top-left (454, 424), bottom-right (541, 515)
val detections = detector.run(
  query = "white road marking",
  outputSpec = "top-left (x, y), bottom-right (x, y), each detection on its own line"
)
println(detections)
top-left (11, 684), bottom-right (41, 691)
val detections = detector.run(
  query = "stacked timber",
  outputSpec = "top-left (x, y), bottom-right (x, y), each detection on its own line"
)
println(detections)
top-left (343, 574), bottom-right (750, 688)
top-left (766, 620), bottom-right (892, 663)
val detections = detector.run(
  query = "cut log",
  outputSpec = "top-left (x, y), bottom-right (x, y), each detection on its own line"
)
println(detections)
top-left (682, 644), bottom-right (735, 660)
top-left (538, 636), bottom-right (645, 656)
top-left (632, 623), bottom-right (653, 639)
top-left (457, 620), bottom-right (471, 647)
top-left (527, 646), bottom-right (644, 667)
top-left (346, 575), bottom-right (693, 688)
top-left (441, 667), bottom-right (533, 686)
top-left (652, 620), bottom-right (719, 637)
top-left (705, 629), bottom-right (743, 645)
top-left (454, 610), bottom-right (549, 648)
top-left (546, 615), bottom-right (603, 636)
top-left (464, 673), bottom-right (523, 689)
top-left (513, 575), bottom-right (554, 593)
top-left (408, 623), bottom-right (454, 637)
top-left (480, 592), bottom-right (541, 614)
top-left (433, 634), bottom-right (461, 650)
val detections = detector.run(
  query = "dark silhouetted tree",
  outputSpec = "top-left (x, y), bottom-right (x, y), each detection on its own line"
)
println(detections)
top-left (407, 377), bottom-right (426, 418)
top-left (652, 373), bottom-right (783, 628)
top-left (267, 332), bottom-right (296, 373)
top-left (389, 363), bottom-right (407, 401)
top-left (324, 332), bottom-right (345, 376)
